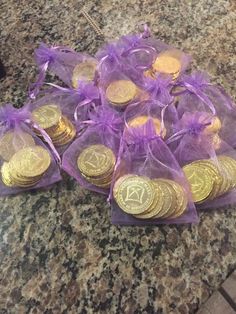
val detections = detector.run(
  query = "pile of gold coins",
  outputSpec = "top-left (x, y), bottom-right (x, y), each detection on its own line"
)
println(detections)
top-left (204, 116), bottom-right (222, 150)
top-left (77, 144), bottom-right (116, 189)
top-left (113, 175), bottom-right (187, 219)
top-left (71, 60), bottom-right (98, 89)
top-left (32, 104), bottom-right (76, 146)
top-left (144, 50), bottom-right (182, 80)
top-left (105, 79), bottom-right (139, 108)
top-left (127, 115), bottom-right (167, 138)
top-left (1, 145), bottom-right (51, 188)
top-left (183, 155), bottom-right (236, 203)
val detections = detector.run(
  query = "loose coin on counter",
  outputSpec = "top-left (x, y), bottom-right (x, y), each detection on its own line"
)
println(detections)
top-left (0, 145), bottom-right (51, 188)
top-left (72, 60), bottom-right (97, 89)
top-left (32, 104), bottom-right (76, 146)
top-left (77, 144), bottom-right (116, 188)
top-left (106, 80), bottom-right (138, 107)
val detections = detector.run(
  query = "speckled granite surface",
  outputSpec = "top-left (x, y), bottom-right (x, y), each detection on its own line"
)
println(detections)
top-left (0, 1), bottom-right (236, 313)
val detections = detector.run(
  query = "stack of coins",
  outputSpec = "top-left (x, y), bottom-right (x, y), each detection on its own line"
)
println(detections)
top-left (183, 155), bottom-right (236, 203)
top-left (113, 175), bottom-right (187, 219)
top-left (144, 50), bottom-right (181, 80)
top-left (106, 80), bottom-right (138, 108)
top-left (77, 144), bottom-right (116, 189)
top-left (32, 104), bottom-right (76, 146)
top-left (1, 146), bottom-right (51, 188)
top-left (127, 115), bottom-right (167, 138)
top-left (203, 115), bottom-right (222, 150)
top-left (72, 60), bottom-right (97, 89)
top-left (0, 131), bottom-right (35, 161)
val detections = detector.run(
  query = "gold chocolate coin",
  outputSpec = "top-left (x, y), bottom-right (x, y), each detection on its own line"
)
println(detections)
top-left (128, 115), bottom-right (167, 138)
top-left (204, 116), bottom-right (222, 134)
top-left (218, 156), bottom-right (236, 188)
top-left (212, 134), bottom-right (222, 150)
top-left (72, 60), bottom-right (97, 88)
top-left (106, 80), bottom-right (137, 105)
top-left (9, 146), bottom-right (51, 178)
top-left (1, 162), bottom-right (15, 187)
top-left (183, 162), bottom-right (214, 203)
top-left (134, 181), bottom-right (164, 219)
top-left (114, 175), bottom-right (155, 214)
top-left (77, 145), bottom-right (116, 177)
top-left (144, 69), bottom-right (156, 79)
top-left (152, 179), bottom-right (176, 218)
top-left (0, 131), bottom-right (35, 161)
top-left (170, 182), bottom-right (187, 218)
top-left (32, 104), bottom-right (61, 129)
top-left (193, 160), bottom-right (222, 200)
top-left (152, 53), bottom-right (181, 79)
top-left (158, 179), bottom-right (187, 218)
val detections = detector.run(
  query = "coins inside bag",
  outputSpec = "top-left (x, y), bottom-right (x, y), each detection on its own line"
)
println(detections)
top-left (204, 116), bottom-right (222, 134)
top-left (77, 144), bottom-right (116, 189)
top-left (106, 80), bottom-right (138, 107)
top-left (113, 175), bottom-right (188, 219)
top-left (72, 60), bottom-right (97, 89)
top-left (1, 145), bottom-right (51, 188)
top-left (32, 104), bottom-right (76, 147)
top-left (183, 155), bottom-right (236, 203)
top-left (152, 51), bottom-right (182, 80)
top-left (127, 115), bottom-right (167, 138)
top-left (0, 131), bottom-right (35, 161)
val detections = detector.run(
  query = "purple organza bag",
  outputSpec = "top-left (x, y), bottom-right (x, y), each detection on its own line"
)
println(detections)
top-left (167, 111), bottom-right (236, 209)
top-left (110, 120), bottom-right (198, 225)
top-left (124, 99), bottom-right (178, 141)
top-left (28, 81), bottom-right (100, 155)
top-left (0, 104), bottom-right (61, 196)
top-left (98, 66), bottom-right (146, 112)
top-left (174, 71), bottom-right (236, 146)
top-left (30, 43), bottom-right (98, 98)
top-left (97, 25), bottom-right (191, 81)
top-left (62, 106), bottom-right (124, 195)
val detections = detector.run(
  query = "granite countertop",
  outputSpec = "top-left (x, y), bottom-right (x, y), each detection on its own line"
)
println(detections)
top-left (0, 1), bottom-right (236, 313)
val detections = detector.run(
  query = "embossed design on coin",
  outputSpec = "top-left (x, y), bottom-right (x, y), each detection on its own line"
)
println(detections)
top-left (183, 162), bottom-right (214, 203)
top-left (114, 175), bottom-right (155, 214)
top-left (77, 145), bottom-right (115, 177)
top-left (32, 104), bottom-right (61, 129)
top-left (106, 80), bottom-right (137, 105)
top-left (10, 146), bottom-right (51, 178)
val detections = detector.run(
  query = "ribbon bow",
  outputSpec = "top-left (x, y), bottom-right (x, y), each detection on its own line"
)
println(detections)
top-left (29, 43), bottom-right (75, 100)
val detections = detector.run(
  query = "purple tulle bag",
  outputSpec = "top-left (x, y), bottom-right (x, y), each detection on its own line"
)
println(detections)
top-left (62, 106), bottom-right (124, 195)
top-left (174, 71), bottom-right (236, 146)
top-left (28, 81), bottom-right (100, 155)
top-left (0, 104), bottom-right (61, 196)
top-left (110, 120), bottom-right (199, 225)
top-left (30, 43), bottom-right (98, 99)
top-left (167, 111), bottom-right (236, 209)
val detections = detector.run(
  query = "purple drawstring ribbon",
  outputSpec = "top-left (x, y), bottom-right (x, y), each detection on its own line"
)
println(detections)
top-left (173, 71), bottom-right (232, 114)
top-left (29, 43), bottom-right (76, 100)
top-left (0, 104), bottom-right (61, 165)
top-left (166, 112), bottom-right (213, 145)
top-left (46, 81), bottom-right (100, 123)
